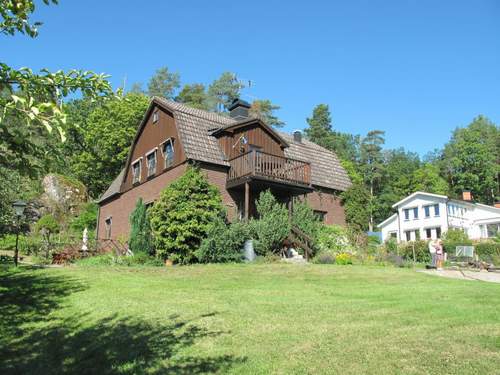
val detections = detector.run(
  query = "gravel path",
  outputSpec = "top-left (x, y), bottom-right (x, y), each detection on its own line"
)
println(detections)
top-left (418, 269), bottom-right (500, 283)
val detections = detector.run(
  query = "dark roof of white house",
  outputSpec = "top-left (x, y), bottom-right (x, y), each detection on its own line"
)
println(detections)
top-left (98, 98), bottom-right (351, 203)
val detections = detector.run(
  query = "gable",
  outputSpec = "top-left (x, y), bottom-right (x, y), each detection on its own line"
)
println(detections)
top-left (121, 103), bottom-right (185, 192)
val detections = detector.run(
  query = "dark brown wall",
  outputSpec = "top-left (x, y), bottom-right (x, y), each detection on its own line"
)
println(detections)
top-left (303, 188), bottom-right (346, 226)
top-left (122, 105), bottom-right (185, 191)
top-left (218, 123), bottom-right (285, 159)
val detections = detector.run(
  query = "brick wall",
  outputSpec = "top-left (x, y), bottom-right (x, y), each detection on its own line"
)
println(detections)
top-left (303, 188), bottom-right (346, 225)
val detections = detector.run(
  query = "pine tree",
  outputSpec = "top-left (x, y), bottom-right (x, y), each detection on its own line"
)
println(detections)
top-left (304, 104), bottom-right (332, 147)
top-left (129, 198), bottom-right (153, 255)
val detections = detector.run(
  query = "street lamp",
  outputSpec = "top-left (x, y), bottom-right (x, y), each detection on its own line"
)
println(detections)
top-left (12, 200), bottom-right (27, 267)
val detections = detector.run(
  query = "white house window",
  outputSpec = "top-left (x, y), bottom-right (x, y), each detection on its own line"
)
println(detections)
top-left (153, 110), bottom-right (159, 123)
top-left (436, 227), bottom-right (442, 238)
top-left (425, 228), bottom-right (432, 239)
top-left (389, 232), bottom-right (397, 239)
top-left (405, 231), bottom-right (411, 241)
top-left (404, 209), bottom-right (410, 220)
top-left (105, 217), bottom-right (112, 239)
top-left (434, 204), bottom-right (440, 217)
top-left (486, 223), bottom-right (500, 238)
top-left (162, 139), bottom-right (174, 168)
top-left (146, 150), bottom-right (157, 177)
top-left (424, 206), bottom-right (431, 218)
top-left (132, 160), bottom-right (142, 184)
top-left (413, 207), bottom-right (419, 220)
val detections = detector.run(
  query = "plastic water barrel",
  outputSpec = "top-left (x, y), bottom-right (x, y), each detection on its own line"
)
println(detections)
top-left (243, 240), bottom-right (255, 262)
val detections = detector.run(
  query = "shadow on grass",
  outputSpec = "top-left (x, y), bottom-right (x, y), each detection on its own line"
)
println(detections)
top-left (0, 267), bottom-right (245, 374)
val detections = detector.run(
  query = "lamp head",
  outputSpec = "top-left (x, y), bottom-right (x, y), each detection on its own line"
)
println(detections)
top-left (12, 200), bottom-right (27, 217)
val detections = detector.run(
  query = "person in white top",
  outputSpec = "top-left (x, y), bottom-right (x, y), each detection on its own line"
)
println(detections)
top-left (428, 239), bottom-right (437, 268)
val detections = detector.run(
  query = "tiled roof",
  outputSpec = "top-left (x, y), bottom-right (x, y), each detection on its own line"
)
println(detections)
top-left (98, 169), bottom-right (124, 203)
top-left (98, 98), bottom-right (352, 202)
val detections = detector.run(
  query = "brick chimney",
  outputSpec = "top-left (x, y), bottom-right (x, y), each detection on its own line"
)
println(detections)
top-left (228, 98), bottom-right (251, 120)
top-left (462, 191), bottom-right (472, 201)
top-left (293, 130), bottom-right (302, 143)
top-left (495, 202), bottom-right (500, 209)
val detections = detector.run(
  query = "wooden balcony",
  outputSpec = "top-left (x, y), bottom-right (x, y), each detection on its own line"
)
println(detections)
top-left (227, 150), bottom-right (311, 189)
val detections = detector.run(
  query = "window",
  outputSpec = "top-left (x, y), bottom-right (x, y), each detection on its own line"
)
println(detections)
top-left (425, 228), bottom-right (432, 239)
top-left (486, 223), bottom-right (500, 238)
top-left (390, 232), bottom-right (397, 239)
top-left (313, 210), bottom-right (326, 222)
top-left (105, 217), bottom-right (112, 239)
top-left (153, 110), bottom-right (159, 123)
top-left (434, 204), bottom-right (440, 217)
top-left (162, 139), bottom-right (174, 168)
top-left (415, 230), bottom-right (421, 240)
top-left (132, 160), bottom-right (141, 184)
top-left (404, 209), bottom-right (410, 220)
top-left (424, 205), bottom-right (431, 218)
top-left (413, 207), bottom-right (419, 220)
top-left (405, 231), bottom-right (411, 241)
top-left (146, 150), bottom-right (157, 177)
top-left (436, 227), bottom-right (441, 238)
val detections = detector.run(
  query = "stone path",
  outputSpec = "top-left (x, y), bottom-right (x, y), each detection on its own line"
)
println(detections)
top-left (418, 269), bottom-right (500, 283)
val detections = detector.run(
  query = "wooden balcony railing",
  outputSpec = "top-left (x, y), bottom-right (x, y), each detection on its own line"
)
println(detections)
top-left (228, 150), bottom-right (311, 187)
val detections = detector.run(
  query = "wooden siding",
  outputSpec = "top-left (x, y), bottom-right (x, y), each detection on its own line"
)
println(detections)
top-left (218, 123), bottom-right (284, 160)
top-left (122, 105), bottom-right (186, 191)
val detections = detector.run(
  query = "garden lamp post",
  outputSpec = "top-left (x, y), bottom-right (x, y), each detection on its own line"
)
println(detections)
top-left (12, 200), bottom-right (27, 267)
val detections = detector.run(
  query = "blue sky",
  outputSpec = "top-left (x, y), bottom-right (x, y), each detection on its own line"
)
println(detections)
top-left (3, 0), bottom-right (499, 155)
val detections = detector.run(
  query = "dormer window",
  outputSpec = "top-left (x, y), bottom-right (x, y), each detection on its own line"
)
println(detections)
top-left (132, 159), bottom-right (142, 184)
top-left (146, 149), bottom-right (157, 177)
top-left (162, 139), bottom-right (174, 168)
top-left (153, 110), bottom-right (159, 123)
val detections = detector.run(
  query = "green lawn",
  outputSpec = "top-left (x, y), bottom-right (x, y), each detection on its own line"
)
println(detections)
top-left (1, 264), bottom-right (499, 374)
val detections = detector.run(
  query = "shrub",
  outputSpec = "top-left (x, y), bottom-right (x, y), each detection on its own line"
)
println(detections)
top-left (292, 200), bottom-right (321, 242)
top-left (35, 214), bottom-right (60, 258)
top-left (313, 253), bottom-right (335, 264)
top-left (70, 202), bottom-right (98, 233)
top-left (397, 240), bottom-right (430, 263)
top-left (383, 237), bottom-right (398, 254)
top-left (0, 234), bottom-right (19, 251)
top-left (250, 190), bottom-right (290, 255)
top-left (317, 225), bottom-right (354, 255)
top-left (129, 198), bottom-right (153, 255)
top-left (196, 219), bottom-right (247, 263)
top-left (475, 242), bottom-right (500, 259)
top-left (149, 166), bottom-right (225, 264)
top-left (442, 229), bottom-right (472, 253)
top-left (335, 252), bottom-right (353, 265)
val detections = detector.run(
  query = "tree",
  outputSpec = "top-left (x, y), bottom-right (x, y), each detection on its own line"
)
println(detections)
top-left (35, 214), bottom-right (60, 259)
top-left (304, 104), bottom-right (332, 148)
top-left (147, 66), bottom-right (180, 99)
top-left (412, 163), bottom-right (448, 195)
top-left (207, 72), bottom-right (243, 111)
top-left (341, 183), bottom-right (370, 231)
top-left (441, 116), bottom-right (499, 204)
top-left (360, 130), bottom-right (385, 231)
top-left (175, 83), bottom-right (209, 110)
top-left (129, 198), bottom-right (153, 255)
top-left (149, 166), bottom-right (224, 264)
top-left (68, 93), bottom-right (149, 197)
top-left (249, 99), bottom-right (284, 128)
top-left (0, 0), bottom-right (115, 177)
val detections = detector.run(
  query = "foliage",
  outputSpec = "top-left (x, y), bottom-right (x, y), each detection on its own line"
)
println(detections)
top-left (335, 252), bottom-right (353, 265)
top-left (475, 242), bottom-right (500, 259)
top-left (441, 116), bottom-right (499, 204)
top-left (67, 93), bottom-right (149, 197)
top-left (147, 66), bottom-right (180, 99)
top-left (249, 190), bottom-right (290, 255)
top-left (175, 83), bottom-right (209, 110)
top-left (149, 166), bottom-right (225, 264)
top-left (195, 219), bottom-right (247, 263)
top-left (0, 0), bottom-right (57, 37)
top-left (412, 163), bottom-right (449, 195)
top-left (128, 198), bottom-right (153, 255)
top-left (313, 253), bottom-right (335, 264)
top-left (76, 253), bottom-right (163, 267)
top-left (35, 214), bottom-right (59, 237)
top-left (291, 200), bottom-right (320, 243)
top-left (304, 104), bottom-right (332, 148)
top-left (249, 99), bottom-right (284, 128)
top-left (441, 229), bottom-right (472, 253)
top-left (317, 225), bottom-right (353, 255)
top-left (397, 240), bottom-right (430, 263)
top-left (207, 72), bottom-right (243, 111)
top-left (341, 183), bottom-right (370, 231)
top-left (69, 202), bottom-right (98, 233)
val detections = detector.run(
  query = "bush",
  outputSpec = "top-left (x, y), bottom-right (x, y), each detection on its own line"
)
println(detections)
top-left (250, 190), bottom-right (290, 255)
top-left (442, 229), bottom-right (472, 253)
top-left (196, 219), bottom-right (247, 263)
top-left (313, 253), bottom-right (335, 264)
top-left (397, 240), bottom-right (430, 263)
top-left (317, 225), bottom-right (354, 255)
top-left (335, 252), bottom-right (353, 265)
top-left (475, 242), bottom-right (500, 259)
top-left (149, 166), bottom-right (225, 264)
top-left (292, 200), bottom-right (320, 243)
top-left (385, 253), bottom-right (412, 268)
top-left (0, 234), bottom-right (19, 251)
top-left (129, 198), bottom-right (153, 255)
top-left (70, 202), bottom-right (98, 235)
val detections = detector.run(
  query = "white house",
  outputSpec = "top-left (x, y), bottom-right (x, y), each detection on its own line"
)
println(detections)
top-left (378, 191), bottom-right (500, 242)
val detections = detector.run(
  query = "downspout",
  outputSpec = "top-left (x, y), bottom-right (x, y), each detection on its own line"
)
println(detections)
top-left (96, 203), bottom-right (101, 240)
top-left (397, 210), bottom-right (402, 243)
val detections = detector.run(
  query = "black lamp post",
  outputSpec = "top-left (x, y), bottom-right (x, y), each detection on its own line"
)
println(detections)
top-left (12, 200), bottom-right (27, 267)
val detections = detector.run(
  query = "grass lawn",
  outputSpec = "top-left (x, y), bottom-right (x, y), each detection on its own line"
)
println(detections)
top-left (1, 264), bottom-right (499, 374)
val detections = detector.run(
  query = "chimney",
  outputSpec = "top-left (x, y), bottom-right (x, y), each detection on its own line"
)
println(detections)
top-left (462, 191), bottom-right (472, 201)
top-left (228, 98), bottom-right (251, 120)
top-left (293, 130), bottom-right (302, 143)
top-left (495, 202), bottom-right (500, 209)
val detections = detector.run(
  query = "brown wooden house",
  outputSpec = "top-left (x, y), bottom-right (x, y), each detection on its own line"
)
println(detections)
top-left (97, 98), bottom-right (351, 240)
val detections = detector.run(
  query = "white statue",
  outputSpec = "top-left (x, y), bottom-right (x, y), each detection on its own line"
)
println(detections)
top-left (81, 227), bottom-right (88, 252)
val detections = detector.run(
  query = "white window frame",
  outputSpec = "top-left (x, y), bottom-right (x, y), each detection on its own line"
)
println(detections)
top-left (131, 157), bottom-right (143, 184)
top-left (153, 110), bottom-right (159, 123)
top-left (146, 147), bottom-right (158, 177)
top-left (105, 216), bottom-right (112, 239)
top-left (160, 138), bottom-right (175, 169)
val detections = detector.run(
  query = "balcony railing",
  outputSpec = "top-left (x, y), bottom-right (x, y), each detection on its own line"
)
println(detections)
top-left (227, 150), bottom-right (311, 187)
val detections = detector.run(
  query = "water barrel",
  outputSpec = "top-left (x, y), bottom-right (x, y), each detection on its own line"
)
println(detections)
top-left (243, 240), bottom-right (256, 262)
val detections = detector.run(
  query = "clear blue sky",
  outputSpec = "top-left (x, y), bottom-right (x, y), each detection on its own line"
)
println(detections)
top-left (4, 0), bottom-right (499, 155)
